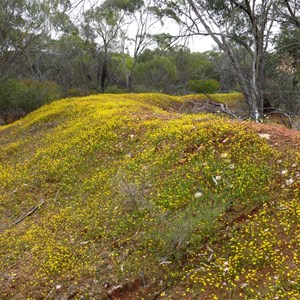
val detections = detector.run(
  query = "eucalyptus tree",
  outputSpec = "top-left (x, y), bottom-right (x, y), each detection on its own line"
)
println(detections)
top-left (44, 34), bottom-right (97, 93)
top-left (117, 0), bottom-right (160, 92)
top-left (156, 0), bottom-right (281, 119)
top-left (83, 1), bottom-right (126, 92)
top-left (270, 25), bottom-right (300, 112)
top-left (171, 48), bottom-right (217, 92)
top-left (0, 0), bottom-right (81, 80)
top-left (279, 0), bottom-right (300, 28)
top-left (134, 54), bottom-right (177, 92)
top-left (0, 0), bottom-right (45, 80)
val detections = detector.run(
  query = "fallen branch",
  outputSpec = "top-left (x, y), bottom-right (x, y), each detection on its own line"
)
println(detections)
top-left (183, 99), bottom-right (238, 119)
top-left (181, 92), bottom-right (238, 119)
top-left (202, 92), bottom-right (238, 119)
top-left (13, 199), bottom-right (45, 226)
top-left (264, 109), bottom-right (294, 129)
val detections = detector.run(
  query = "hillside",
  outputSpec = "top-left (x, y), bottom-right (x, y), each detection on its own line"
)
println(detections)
top-left (0, 93), bottom-right (299, 299)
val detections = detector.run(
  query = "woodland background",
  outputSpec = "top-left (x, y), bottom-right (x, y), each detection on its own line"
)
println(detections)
top-left (0, 0), bottom-right (299, 123)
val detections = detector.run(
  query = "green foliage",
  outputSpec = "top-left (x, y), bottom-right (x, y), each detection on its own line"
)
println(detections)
top-left (103, 0), bottom-right (144, 12)
top-left (0, 79), bottom-right (61, 118)
top-left (85, 3), bottom-right (123, 32)
top-left (0, 0), bottom-right (42, 78)
top-left (20, 79), bottom-right (61, 108)
top-left (263, 26), bottom-right (300, 113)
top-left (49, 34), bottom-right (97, 92)
top-left (275, 26), bottom-right (300, 78)
top-left (104, 85), bottom-right (127, 94)
top-left (188, 79), bottom-right (220, 94)
top-left (173, 49), bottom-right (216, 82)
top-left (134, 55), bottom-right (177, 92)
top-left (50, 10), bottom-right (78, 34)
top-left (66, 88), bottom-right (86, 97)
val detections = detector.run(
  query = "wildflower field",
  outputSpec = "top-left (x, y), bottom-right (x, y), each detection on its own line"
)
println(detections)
top-left (0, 93), bottom-right (299, 299)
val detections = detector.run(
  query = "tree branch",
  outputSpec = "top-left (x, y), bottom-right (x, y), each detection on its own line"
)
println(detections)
top-left (12, 199), bottom-right (45, 226)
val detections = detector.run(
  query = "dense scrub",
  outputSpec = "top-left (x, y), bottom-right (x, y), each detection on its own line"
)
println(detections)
top-left (0, 79), bottom-right (61, 125)
top-left (0, 93), bottom-right (299, 299)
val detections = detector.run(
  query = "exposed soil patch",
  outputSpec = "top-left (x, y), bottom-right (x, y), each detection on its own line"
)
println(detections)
top-left (242, 121), bottom-right (300, 149)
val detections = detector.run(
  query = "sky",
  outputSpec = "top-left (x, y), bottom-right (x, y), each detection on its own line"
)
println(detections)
top-left (70, 0), bottom-right (216, 53)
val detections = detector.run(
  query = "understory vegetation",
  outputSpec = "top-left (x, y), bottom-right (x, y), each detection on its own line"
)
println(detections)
top-left (0, 93), bottom-right (299, 299)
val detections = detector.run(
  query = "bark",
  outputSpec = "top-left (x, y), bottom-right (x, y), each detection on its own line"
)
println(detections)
top-left (128, 72), bottom-right (133, 93)
top-left (185, 0), bottom-right (275, 119)
top-left (100, 58), bottom-right (107, 92)
top-left (100, 47), bottom-right (108, 93)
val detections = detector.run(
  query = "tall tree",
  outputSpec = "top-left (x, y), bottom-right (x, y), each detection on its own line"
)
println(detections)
top-left (0, 0), bottom-right (44, 80)
top-left (280, 0), bottom-right (300, 28)
top-left (134, 54), bottom-right (177, 92)
top-left (0, 0), bottom-right (79, 81)
top-left (118, 0), bottom-right (159, 92)
top-left (171, 48), bottom-right (216, 92)
top-left (83, 1), bottom-right (126, 92)
top-left (157, 0), bottom-right (279, 118)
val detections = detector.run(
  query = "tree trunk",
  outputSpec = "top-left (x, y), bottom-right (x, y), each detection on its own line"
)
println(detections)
top-left (128, 72), bottom-right (133, 93)
top-left (100, 60), bottom-right (107, 93)
top-left (96, 55), bottom-right (102, 93)
top-left (224, 42), bottom-right (263, 119)
top-left (100, 46), bottom-right (109, 93)
top-left (185, 0), bottom-right (274, 120)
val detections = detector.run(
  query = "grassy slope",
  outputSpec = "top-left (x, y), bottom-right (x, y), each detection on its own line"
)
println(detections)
top-left (0, 93), bottom-right (299, 299)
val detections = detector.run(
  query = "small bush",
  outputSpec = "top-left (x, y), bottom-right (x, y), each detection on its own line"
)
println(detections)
top-left (66, 88), bottom-right (86, 97)
top-left (188, 79), bottom-right (220, 94)
top-left (0, 79), bottom-right (61, 123)
top-left (19, 79), bottom-right (61, 111)
top-left (105, 85), bottom-right (128, 94)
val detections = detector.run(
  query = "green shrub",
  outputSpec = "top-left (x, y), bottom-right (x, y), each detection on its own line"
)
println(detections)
top-left (188, 79), bottom-right (220, 94)
top-left (19, 79), bottom-right (61, 111)
top-left (105, 85), bottom-right (128, 94)
top-left (66, 88), bottom-right (86, 97)
top-left (0, 79), bottom-right (61, 123)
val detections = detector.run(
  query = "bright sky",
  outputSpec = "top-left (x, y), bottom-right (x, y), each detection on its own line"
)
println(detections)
top-left (188, 35), bottom-right (216, 52)
top-left (70, 0), bottom-right (215, 53)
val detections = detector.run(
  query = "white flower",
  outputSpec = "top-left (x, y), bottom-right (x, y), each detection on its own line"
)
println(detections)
top-left (215, 175), bottom-right (222, 181)
top-left (258, 133), bottom-right (270, 139)
top-left (288, 280), bottom-right (295, 284)
top-left (229, 164), bottom-right (235, 169)
top-left (281, 170), bottom-right (288, 175)
top-left (286, 178), bottom-right (294, 186)
top-left (195, 192), bottom-right (203, 198)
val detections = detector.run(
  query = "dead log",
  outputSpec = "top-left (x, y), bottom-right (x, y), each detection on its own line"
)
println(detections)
top-left (182, 98), bottom-right (238, 119)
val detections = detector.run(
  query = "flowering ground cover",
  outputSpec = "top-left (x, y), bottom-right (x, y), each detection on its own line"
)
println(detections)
top-left (0, 93), bottom-right (299, 299)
